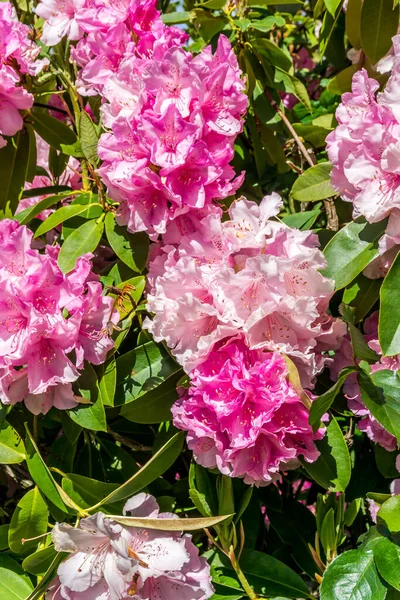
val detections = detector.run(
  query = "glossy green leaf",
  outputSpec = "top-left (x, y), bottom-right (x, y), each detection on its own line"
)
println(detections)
top-left (320, 508), bottom-right (336, 557)
top-left (343, 274), bottom-right (381, 323)
top-left (0, 130), bottom-right (31, 213)
top-left (115, 341), bottom-right (181, 406)
top-left (62, 474), bottom-right (119, 510)
top-left (302, 416), bottom-right (351, 492)
top-left (31, 111), bottom-right (78, 151)
top-left (291, 163), bottom-right (335, 202)
top-left (121, 370), bottom-right (182, 423)
top-left (15, 193), bottom-right (71, 225)
top-left (161, 10), bottom-right (191, 24)
top-left (35, 202), bottom-right (101, 237)
top-left (0, 421), bottom-right (26, 464)
top-left (21, 185), bottom-right (72, 199)
top-left (0, 554), bottom-right (33, 600)
top-left (374, 537), bottom-right (400, 590)
top-left (0, 524), bottom-right (9, 550)
top-left (250, 15), bottom-right (285, 31)
top-left (88, 432), bottom-right (184, 508)
top-left (325, 0), bottom-right (343, 15)
top-left (358, 369), bottom-right (400, 444)
top-left (344, 498), bottom-right (362, 526)
top-left (58, 218), bottom-right (104, 273)
top-left (309, 367), bottom-right (357, 431)
top-left (346, 0), bottom-right (363, 48)
top-left (292, 123), bottom-right (331, 147)
top-left (105, 212), bottom-right (149, 273)
top-left (361, 0), bottom-right (399, 64)
top-left (377, 495), bottom-right (400, 533)
top-left (320, 549), bottom-right (387, 600)
top-left (282, 209), bottom-right (321, 230)
top-left (8, 487), bottom-right (48, 555)
top-left (322, 217), bottom-right (388, 289)
top-left (68, 363), bottom-right (107, 432)
top-left (379, 250), bottom-right (400, 356)
top-left (98, 356), bottom-right (117, 407)
top-left (25, 552), bottom-right (67, 600)
top-left (22, 546), bottom-right (57, 576)
top-left (78, 111), bottom-right (99, 166)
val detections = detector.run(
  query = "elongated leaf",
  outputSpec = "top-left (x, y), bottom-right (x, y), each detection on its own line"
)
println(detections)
top-left (31, 111), bottom-right (78, 151)
top-left (62, 474), bottom-right (118, 510)
top-left (68, 363), bottom-right (107, 432)
top-left (374, 537), bottom-right (400, 590)
top-left (346, 0), bottom-right (363, 48)
top-left (116, 341), bottom-right (181, 406)
top-left (25, 552), bottom-right (66, 600)
top-left (0, 421), bottom-right (26, 464)
top-left (0, 554), bottom-right (33, 600)
top-left (309, 367), bottom-right (357, 431)
top-left (378, 495), bottom-right (400, 532)
top-left (358, 369), bottom-right (400, 444)
top-left (58, 219), bottom-right (104, 273)
top-left (89, 432), bottom-right (184, 508)
top-left (161, 10), bottom-right (191, 24)
top-left (121, 370), bottom-right (182, 424)
top-left (105, 212), bottom-right (149, 273)
top-left (379, 251), bottom-right (400, 356)
top-left (292, 124), bottom-right (331, 148)
top-left (8, 487), bottom-right (48, 554)
top-left (111, 514), bottom-right (232, 531)
top-left (302, 416), bottom-right (351, 492)
top-left (322, 217), bottom-right (388, 289)
top-left (291, 163), bottom-right (335, 202)
top-left (21, 185), bottom-right (72, 199)
top-left (35, 202), bottom-right (101, 237)
top-left (22, 546), bottom-right (57, 576)
top-left (325, 0), bottom-right (343, 15)
top-left (361, 0), bottom-right (399, 64)
top-left (0, 131), bottom-right (31, 212)
top-left (320, 549), bottom-right (387, 600)
top-left (79, 111), bottom-right (99, 166)
top-left (98, 356), bottom-right (116, 407)
top-left (343, 274), bottom-right (381, 323)
top-left (282, 209), bottom-right (321, 230)
top-left (16, 193), bottom-right (71, 225)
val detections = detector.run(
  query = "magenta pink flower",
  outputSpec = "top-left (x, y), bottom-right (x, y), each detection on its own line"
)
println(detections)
top-left (45, 493), bottom-right (213, 600)
top-left (172, 335), bottom-right (323, 486)
top-left (0, 220), bottom-right (118, 415)
top-left (145, 194), bottom-right (345, 386)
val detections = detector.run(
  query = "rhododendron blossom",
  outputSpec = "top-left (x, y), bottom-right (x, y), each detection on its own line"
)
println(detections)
top-left (45, 492), bottom-right (213, 600)
top-left (145, 193), bottom-right (345, 387)
top-left (0, 220), bottom-right (117, 415)
top-left (331, 312), bottom-right (399, 452)
top-left (0, 2), bottom-right (47, 147)
top-left (172, 335), bottom-right (323, 486)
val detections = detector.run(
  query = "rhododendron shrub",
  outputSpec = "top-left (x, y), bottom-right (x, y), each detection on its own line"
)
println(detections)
top-left (2, 1), bottom-right (400, 599)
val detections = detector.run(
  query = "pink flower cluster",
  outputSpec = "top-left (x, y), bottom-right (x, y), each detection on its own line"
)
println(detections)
top-left (46, 493), bottom-right (213, 600)
top-left (327, 42), bottom-right (400, 224)
top-left (331, 312), bottom-right (400, 451)
top-left (0, 2), bottom-right (47, 148)
top-left (36, 0), bottom-right (248, 237)
top-left (172, 335), bottom-right (324, 486)
top-left (145, 194), bottom-right (345, 387)
top-left (0, 220), bottom-right (117, 415)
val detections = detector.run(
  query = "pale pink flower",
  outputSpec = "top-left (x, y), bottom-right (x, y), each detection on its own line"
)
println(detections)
top-left (45, 493), bottom-right (213, 600)
top-left (36, 0), bottom-right (86, 46)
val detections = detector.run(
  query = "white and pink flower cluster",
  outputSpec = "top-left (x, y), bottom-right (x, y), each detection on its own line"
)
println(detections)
top-left (46, 493), bottom-right (213, 600)
top-left (331, 312), bottom-right (400, 452)
top-left (145, 194), bottom-right (345, 484)
top-left (0, 220), bottom-right (117, 415)
top-left (35, 0), bottom-right (248, 238)
top-left (0, 2), bottom-right (47, 148)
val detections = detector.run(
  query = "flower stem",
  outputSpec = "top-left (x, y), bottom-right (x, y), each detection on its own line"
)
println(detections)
top-left (229, 546), bottom-right (259, 600)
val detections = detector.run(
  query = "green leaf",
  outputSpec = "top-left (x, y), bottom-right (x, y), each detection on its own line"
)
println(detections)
top-left (0, 130), bottom-right (31, 213)
top-left (250, 15), bottom-right (285, 31)
top-left (62, 474), bottom-right (119, 510)
top-left (292, 124), bottom-right (331, 148)
top-left (248, 0), bottom-right (302, 4)
top-left (254, 39), bottom-right (292, 73)
top-left (0, 421), bottom-right (26, 464)
top-left (343, 274), bottom-right (381, 323)
top-left (68, 363), bottom-right (107, 432)
top-left (105, 212), bottom-right (149, 273)
top-left (25, 552), bottom-right (66, 600)
top-left (48, 146), bottom-right (69, 180)
top-left (0, 524), bottom-right (9, 550)
top-left (60, 141), bottom-right (85, 158)
top-left (115, 341), bottom-right (181, 406)
top-left (358, 369), bottom-right (400, 444)
top-left (302, 416), bottom-right (351, 492)
top-left (282, 209), bottom-right (321, 230)
top-left (121, 370), bottom-right (182, 424)
top-left (58, 218), bottom-right (104, 273)
top-left (320, 549), bottom-right (387, 600)
top-left (374, 537), bottom-right (400, 590)
top-left (31, 111), bottom-right (78, 151)
top-left (0, 554), bottom-right (33, 600)
top-left (327, 64), bottom-right (359, 95)
top-left (78, 111), bottom-right (99, 166)
top-left (378, 495), bottom-right (400, 533)
top-left (35, 202), bottom-right (101, 237)
top-left (8, 487), bottom-right (48, 555)
top-left (111, 514), bottom-right (232, 531)
top-left (161, 10), bottom-right (191, 24)
top-left (320, 508), bottom-right (336, 558)
top-left (346, 0), bottom-right (363, 48)
top-left (322, 217), bottom-right (388, 289)
top-left (22, 546), bottom-right (57, 576)
top-left (88, 432), bottom-right (184, 508)
top-left (276, 69), bottom-right (312, 112)
top-left (309, 367), bottom-right (357, 431)
top-left (379, 250), bottom-right (400, 356)
top-left (344, 498), bottom-right (362, 526)
top-left (361, 0), bottom-right (399, 64)
top-left (325, 0), bottom-right (343, 15)
top-left (26, 125), bottom-right (37, 183)
top-left (24, 425), bottom-right (69, 512)
top-left (291, 163), bottom-right (335, 202)
top-left (97, 356), bottom-right (116, 407)
top-left (21, 185), bottom-right (72, 199)
top-left (16, 193), bottom-right (70, 225)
